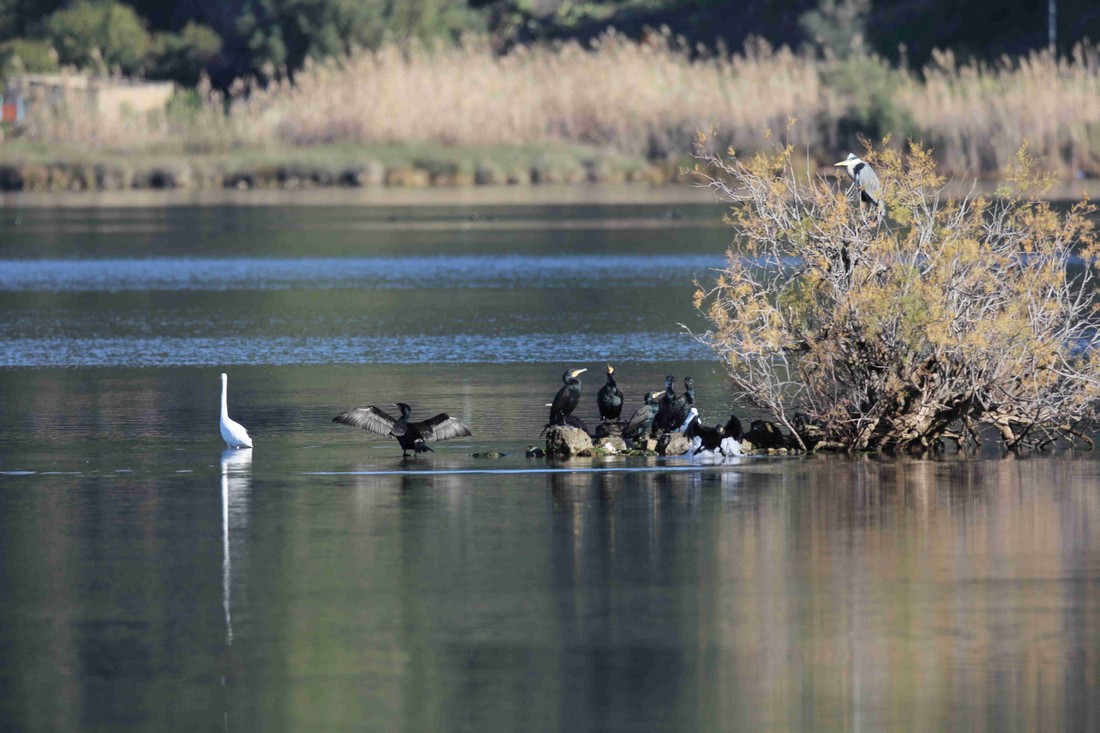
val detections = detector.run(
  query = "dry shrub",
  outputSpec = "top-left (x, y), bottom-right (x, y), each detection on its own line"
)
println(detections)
top-left (692, 132), bottom-right (1100, 452)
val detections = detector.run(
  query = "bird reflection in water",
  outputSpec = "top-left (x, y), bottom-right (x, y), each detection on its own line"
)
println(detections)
top-left (221, 448), bottom-right (252, 646)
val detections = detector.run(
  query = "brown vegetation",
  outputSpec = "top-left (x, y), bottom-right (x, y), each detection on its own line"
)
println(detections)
top-left (4, 33), bottom-right (1100, 189)
top-left (692, 134), bottom-right (1100, 452)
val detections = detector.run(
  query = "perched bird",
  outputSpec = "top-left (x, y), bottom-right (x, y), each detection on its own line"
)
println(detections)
top-left (544, 368), bottom-right (587, 433)
top-left (683, 413), bottom-right (724, 455)
top-left (219, 372), bottom-right (253, 449)
top-left (333, 402), bottom-right (471, 457)
top-left (723, 413), bottom-right (744, 440)
top-left (670, 377), bottom-right (695, 428)
top-left (654, 375), bottom-right (678, 432)
top-left (622, 390), bottom-right (666, 442)
top-left (834, 153), bottom-right (885, 216)
top-left (596, 364), bottom-right (624, 421)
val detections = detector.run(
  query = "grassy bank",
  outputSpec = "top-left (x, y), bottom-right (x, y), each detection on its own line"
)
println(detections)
top-left (3, 33), bottom-right (1099, 191)
top-left (0, 141), bottom-right (673, 192)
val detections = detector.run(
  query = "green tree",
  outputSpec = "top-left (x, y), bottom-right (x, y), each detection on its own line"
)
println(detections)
top-left (43, 1), bottom-right (149, 74)
top-left (0, 37), bottom-right (58, 74)
top-left (693, 134), bottom-right (1100, 452)
top-left (234, 0), bottom-right (481, 79)
top-left (149, 21), bottom-right (222, 85)
top-left (0, 0), bottom-right (66, 40)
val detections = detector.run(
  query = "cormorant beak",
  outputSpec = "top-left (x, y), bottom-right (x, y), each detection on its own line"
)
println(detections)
top-left (607, 364), bottom-right (614, 374)
top-left (654, 390), bottom-right (665, 398)
top-left (571, 368), bottom-right (587, 377)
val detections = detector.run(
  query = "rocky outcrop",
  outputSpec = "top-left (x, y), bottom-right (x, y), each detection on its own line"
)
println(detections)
top-left (597, 436), bottom-right (628, 454)
top-left (594, 420), bottom-right (624, 439)
top-left (657, 432), bottom-right (692, 456)
top-left (545, 425), bottom-right (594, 458)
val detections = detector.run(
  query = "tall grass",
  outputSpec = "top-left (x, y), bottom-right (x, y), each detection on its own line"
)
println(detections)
top-left (11, 32), bottom-right (1100, 178)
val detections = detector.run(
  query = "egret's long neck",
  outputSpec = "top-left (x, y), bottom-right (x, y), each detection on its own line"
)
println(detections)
top-left (220, 380), bottom-right (228, 420)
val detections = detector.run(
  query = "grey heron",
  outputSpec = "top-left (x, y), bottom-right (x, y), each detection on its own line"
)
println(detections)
top-left (835, 153), bottom-right (885, 218)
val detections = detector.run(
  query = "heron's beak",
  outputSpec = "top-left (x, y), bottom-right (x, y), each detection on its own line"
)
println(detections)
top-left (833, 161), bottom-right (849, 167)
top-left (572, 368), bottom-right (587, 377)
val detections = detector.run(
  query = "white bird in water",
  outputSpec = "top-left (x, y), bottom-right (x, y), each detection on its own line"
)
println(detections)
top-left (219, 372), bottom-right (253, 449)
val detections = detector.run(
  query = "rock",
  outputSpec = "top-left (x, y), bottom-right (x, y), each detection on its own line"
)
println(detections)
top-left (657, 432), bottom-right (692, 456)
top-left (594, 420), bottom-right (624, 439)
top-left (598, 436), bottom-right (628, 455)
top-left (638, 437), bottom-right (659, 452)
top-left (525, 446), bottom-right (546, 458)
top-left (343, 160), bottom-right (385, 186)
top-left (471, 450), bottom-right (505, 458)
top-left (741, 440), bottom-right (755, 453)
top-left (545, 425), bottom-right (593, 458)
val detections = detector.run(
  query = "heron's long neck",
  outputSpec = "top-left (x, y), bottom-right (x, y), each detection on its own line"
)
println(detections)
top-left (220, 381), bottom-right (228, 420)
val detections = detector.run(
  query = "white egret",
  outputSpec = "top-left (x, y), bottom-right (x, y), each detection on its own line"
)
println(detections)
top-left (219, 373), bottom-right (253, 449)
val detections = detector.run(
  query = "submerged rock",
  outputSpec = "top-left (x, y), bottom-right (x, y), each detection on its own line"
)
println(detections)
top-left (545, 425), bottom-right (594, 458)
top-left (471, 450), bottom-right (506, 459)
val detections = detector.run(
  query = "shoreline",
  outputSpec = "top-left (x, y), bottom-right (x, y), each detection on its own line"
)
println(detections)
top-left (3, 141), bottom-right (1097, 204)
top-left (1, 177), bottom-right (1096, 208)
top-left (0, 182), bottom-right (723, 207)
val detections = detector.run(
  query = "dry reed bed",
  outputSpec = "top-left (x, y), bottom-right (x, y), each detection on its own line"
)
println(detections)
top-left (9, 35), bottom-right (1100, 183)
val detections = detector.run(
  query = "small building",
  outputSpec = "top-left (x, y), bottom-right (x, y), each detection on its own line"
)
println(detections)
top-left (1, 73), bottom-right (174, 126)
top-left (0, 97), bottom-right (21, 123)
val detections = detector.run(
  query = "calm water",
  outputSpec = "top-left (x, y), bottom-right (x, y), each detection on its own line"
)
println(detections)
top-left (2, 188), bottom-right (1100, 732)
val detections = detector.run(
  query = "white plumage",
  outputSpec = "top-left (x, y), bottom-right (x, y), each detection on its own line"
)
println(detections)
top-left (219, 372), bottom-right (253, 449)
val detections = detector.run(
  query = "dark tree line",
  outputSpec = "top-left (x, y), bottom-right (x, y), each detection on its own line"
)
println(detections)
top-left (2, 0), bottom-right (1098, 88)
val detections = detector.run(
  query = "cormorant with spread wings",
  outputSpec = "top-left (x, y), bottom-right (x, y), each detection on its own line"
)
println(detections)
top-left (333, 402), bottom-right (472, 457)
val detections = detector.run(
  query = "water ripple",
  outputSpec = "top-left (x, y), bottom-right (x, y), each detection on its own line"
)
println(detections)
top-left (0, 332), bottom-right (712, 367)
top-left (0, 255), bottom-right (726, 292)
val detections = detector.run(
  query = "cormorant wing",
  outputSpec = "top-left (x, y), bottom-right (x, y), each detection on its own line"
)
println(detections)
top-left (562, 414), bottom-right (589, 433)
top-left (549, 383), bottom-right (571, 416)
top-left (622, 404), bottom-right (651, 437)
top-left (416, 413), bottom-right (473, 442)
top-left (333, 406), bottom-right (399, 436)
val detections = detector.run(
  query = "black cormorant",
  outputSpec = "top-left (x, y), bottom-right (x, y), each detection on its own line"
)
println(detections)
top-left (596, 364), bottom-right (624, 421)
top-left (333, 402), bottom-right (472, 457)
top-left (670, 376), bottom-right (695, 429)
top-left (723, 413), bottom-right (744, 440)
top-left (684, 415), bottom-right (724, 455)
top-left (622, 390), bottom-right (665, 442)
top-left (544, 368), bottom-right (587, 433)
top-left (654, 375), bottom-right (677, 432)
